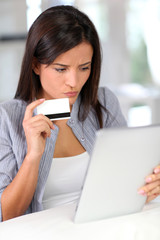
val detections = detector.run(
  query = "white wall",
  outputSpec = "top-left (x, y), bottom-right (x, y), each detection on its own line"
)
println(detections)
top-left (0, 0), bottom-right (27, 101)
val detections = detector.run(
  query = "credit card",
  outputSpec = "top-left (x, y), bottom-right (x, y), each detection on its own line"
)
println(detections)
top-left (36, 98), bottom-right (70, 120)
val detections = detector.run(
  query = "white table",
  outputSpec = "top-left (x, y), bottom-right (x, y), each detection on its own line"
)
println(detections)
top-left (0, 202), bottom-right (160, 240)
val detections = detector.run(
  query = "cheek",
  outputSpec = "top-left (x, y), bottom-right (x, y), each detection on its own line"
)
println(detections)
top-left (40, 71), bottom-right (59, 89)
top-left (82, 78), bottom-right (88, 87)
top-left (41, 80), bottom-right (60, 94)
top-left (81, 72), bottom-right (91, 86)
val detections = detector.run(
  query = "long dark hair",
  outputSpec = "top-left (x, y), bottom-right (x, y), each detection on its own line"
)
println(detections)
top-left (15, 5), bottom-right (104, 128)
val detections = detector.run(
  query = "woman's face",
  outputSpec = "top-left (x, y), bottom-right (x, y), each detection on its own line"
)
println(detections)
top-left (34, 42), bottom-right (93, 106)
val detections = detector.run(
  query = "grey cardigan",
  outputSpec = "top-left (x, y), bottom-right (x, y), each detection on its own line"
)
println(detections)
top-left (0, 87), bottom-right (127, 221)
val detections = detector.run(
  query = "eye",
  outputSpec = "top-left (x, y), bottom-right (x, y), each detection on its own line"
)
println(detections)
top-left (55, 68), bottom-right (66, 73)
top-left (80, 66), bottom-right (90, 71)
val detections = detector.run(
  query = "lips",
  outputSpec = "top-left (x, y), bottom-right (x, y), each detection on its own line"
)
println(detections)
top-left (64, 91), bottom-right (78, 97)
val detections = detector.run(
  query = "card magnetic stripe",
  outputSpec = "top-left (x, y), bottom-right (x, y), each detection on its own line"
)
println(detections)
top-left (45, 112), bottom-right (70, 119)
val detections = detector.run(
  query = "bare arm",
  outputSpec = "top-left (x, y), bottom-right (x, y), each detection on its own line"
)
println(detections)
top-left (1, 99), bottom-right (54, 221)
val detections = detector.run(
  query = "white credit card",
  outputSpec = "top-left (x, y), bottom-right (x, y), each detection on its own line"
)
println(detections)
top-left (36, 98), bottom-right (70, 120)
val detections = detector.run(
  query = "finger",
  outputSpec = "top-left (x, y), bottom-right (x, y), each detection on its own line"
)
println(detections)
top-left (154, 165), bottom-right (160, 174)
top-left (28, 124), bottom-right (51, 138)
top-left (138, 180), bottom-right (160, 195)
top-left (27, 120), bottom-right (52, 138)
top-left (24, 98), bottom-right (45, 120)
top-left (147, 185), bottom-right (160, 196)
top-left (146, 194), bottom-right (159, 203)
top-left (145, 172), bottom-right (160, 183)
top-left (39, 125), bottom-right (51, 138)
top-left (36, 114), bottom-right (55, 130)
top-left (27, 114), bottom-right (54, 130)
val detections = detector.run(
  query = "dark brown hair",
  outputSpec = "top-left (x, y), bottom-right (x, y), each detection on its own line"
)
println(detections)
top-left (15, 5), bottom-right (105, 127)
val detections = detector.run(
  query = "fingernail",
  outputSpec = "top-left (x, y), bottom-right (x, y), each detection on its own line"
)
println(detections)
top-left (154, 168), bottom-right (160, 174)
top-left (39, 98), bottom-right (45, 102)
top-left (138, 189), bottom-right (146, 195)
top-left (146, 177), bottom-right (152, 183)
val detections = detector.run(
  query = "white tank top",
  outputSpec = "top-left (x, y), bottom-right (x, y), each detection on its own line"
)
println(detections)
top-left (42, 152), bottom-right (89, 210)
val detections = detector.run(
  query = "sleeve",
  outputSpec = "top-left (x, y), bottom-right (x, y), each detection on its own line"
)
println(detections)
top-left (0, 107), bottom-right (18, 222)
top-left (99, 87), bottom-right (127, 128)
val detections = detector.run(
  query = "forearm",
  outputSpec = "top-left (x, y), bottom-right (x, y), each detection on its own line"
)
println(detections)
top-left (1, 154), bottom-right (41, 221)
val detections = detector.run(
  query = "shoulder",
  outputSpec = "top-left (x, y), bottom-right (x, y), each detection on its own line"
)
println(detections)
top-left (98, 87), bottom-right (127, 127)
top-left (98, 86), bottom-right (119, 107)
top-left (0, 99), bottom-right (27, 124)
top-left (0, 98), bottom-right (27, 113)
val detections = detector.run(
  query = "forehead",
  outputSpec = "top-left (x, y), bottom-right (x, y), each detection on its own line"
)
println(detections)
top-left (53, 42), bottom-right (93, 64)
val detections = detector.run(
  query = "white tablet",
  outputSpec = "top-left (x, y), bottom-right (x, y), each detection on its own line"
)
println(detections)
top-left (74, 125), bottom-right (160, 223)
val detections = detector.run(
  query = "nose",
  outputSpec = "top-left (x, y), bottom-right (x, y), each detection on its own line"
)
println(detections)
top-left (65, 70), bottom-right (78, 88)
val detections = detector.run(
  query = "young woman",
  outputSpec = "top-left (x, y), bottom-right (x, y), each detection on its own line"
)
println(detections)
top-left (0, 5), bottom-right (159, 222)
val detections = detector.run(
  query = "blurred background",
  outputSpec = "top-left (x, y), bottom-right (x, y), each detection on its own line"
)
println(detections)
top-left (0, 0), bottom-right (160, 127)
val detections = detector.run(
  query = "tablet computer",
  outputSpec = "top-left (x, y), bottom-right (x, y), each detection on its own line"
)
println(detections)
top-left (74, 125), bottom-right (160, 223)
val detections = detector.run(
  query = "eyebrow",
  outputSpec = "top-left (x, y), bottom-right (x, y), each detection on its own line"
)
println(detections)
top-left (52, 61), bottom-right (92, 67)
top-left (79, 62), bottom-right (92, 67)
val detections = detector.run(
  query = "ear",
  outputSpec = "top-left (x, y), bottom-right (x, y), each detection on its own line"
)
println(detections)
top-left (32, 57), bottom-right (40, 75)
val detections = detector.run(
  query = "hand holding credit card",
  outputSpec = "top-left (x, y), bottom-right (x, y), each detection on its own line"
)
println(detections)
top-left (36, 98), bottom-right (71, 121)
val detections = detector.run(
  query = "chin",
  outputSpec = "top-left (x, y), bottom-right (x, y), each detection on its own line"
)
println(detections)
top-left (69, 97), bottom-right (77, 106)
